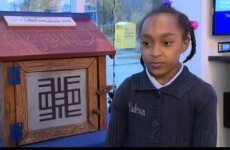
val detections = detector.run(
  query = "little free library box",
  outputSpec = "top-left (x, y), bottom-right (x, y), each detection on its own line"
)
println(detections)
top-left (0, 12), bottom-right (115, 147)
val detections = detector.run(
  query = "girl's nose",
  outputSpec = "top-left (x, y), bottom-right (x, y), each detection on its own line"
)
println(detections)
top-left (150, 44), bottom-right (161, 57)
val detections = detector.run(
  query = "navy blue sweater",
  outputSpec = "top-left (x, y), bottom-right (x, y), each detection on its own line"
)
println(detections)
top-left (105, 66), bottom-right (217, 147)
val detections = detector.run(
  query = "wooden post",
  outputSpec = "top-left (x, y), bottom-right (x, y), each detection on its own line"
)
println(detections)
top-left (3, 62), bottom-right (16, 147)
top-left (98, 56), bottom-right (107, 129)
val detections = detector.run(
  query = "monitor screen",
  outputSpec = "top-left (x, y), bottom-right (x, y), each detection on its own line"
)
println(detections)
top-left (213, 0), bottom-right (230, 35)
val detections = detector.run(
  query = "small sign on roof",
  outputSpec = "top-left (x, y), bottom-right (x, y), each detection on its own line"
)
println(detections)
top-left (3, 16), bottom-right (77, 27)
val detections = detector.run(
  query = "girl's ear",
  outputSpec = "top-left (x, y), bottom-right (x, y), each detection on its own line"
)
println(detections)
top-left (182, 38), bottom-right (190, 53)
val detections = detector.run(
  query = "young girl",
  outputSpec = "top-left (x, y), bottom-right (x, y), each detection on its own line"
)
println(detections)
top-left (105, 3), bottom-right (217, 147)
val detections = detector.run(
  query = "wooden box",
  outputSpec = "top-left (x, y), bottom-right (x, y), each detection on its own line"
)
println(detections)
top-left (0, 12), bottom-right (115, 147)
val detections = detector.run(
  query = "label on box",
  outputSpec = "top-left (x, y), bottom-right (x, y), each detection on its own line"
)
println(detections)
top-left (3, 16), bottom-right (76, 27)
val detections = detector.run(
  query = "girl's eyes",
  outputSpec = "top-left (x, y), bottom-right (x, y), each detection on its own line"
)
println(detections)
top-left (163, 41), bottom-right (173, 46)
top-left (141, 41), bottom-right (173, 47)
top-left (141, 39), bottom-right (173, 48)
top-left (141, 41), bottom-right (151, 46)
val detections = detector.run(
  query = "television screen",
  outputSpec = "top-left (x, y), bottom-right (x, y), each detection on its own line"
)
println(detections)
top-left (213, 0), bottom-right (230, 35)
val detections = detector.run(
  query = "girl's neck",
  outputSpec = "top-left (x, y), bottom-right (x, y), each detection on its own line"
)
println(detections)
top-left (154, 63), bottom-right (182, 86)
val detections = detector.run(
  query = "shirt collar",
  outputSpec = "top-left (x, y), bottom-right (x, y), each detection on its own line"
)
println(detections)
top-left (131, 65), bottom-right (196, 99)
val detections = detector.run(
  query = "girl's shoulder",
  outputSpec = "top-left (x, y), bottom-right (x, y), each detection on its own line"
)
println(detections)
top-left (121, 70), bottom-right (146, 85)
top-left (191, 73), bottom-right (215, 93)
top-left (188, 72), bottom-right (217, 102)
top-left (182, 66), bottom-right (215, 93)
top-left (118, 70), bottom-right (153, 91)
top-left (175, 66), bottom-right (217, 101)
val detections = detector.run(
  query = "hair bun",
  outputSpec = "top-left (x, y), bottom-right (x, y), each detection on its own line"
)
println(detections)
top-left (162, 0), bottom-right (173, 7)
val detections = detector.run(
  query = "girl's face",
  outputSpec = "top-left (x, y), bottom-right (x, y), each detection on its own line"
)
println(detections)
top-left (140, 13), bottom-right (190, 85)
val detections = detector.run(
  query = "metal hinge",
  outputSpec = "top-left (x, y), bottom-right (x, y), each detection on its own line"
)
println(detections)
top-left (8, 66), bottom-right (21, 85)
top-left (10, 123), bottom-right (23, 144)
top-left (92, 109), bottom-right (101, 115)
top-left (97, 85), bottom-right (113, 96)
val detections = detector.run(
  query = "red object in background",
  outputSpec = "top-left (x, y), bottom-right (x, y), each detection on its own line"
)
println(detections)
top-left (0, 13), bottom-right (115, 62)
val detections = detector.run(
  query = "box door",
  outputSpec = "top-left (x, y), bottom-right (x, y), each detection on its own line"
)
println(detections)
top-left (14, 58), bottom-right (99, 145)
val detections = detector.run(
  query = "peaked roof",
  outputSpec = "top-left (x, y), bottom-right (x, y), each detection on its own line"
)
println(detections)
top-left (0, 12), bottom-right (116, 62)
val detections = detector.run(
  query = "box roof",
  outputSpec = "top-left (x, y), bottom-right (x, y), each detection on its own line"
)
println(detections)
top-left (0, 12), bottom-right (116, 62)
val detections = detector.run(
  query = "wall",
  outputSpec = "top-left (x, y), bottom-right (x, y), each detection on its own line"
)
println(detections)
top-left (201, 0), bottom-right (230, 147)
top-left (173, 0), bottom-right (202, 77)
top-left (173, 0), bottom-right (230, 147)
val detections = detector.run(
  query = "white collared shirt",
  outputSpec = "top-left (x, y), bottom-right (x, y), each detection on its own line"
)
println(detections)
top-left (146, 63), bottom-right (184, 89)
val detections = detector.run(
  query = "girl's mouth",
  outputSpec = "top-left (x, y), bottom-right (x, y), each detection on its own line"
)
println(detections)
top-left (150, 62), bottom-right (162, 68)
